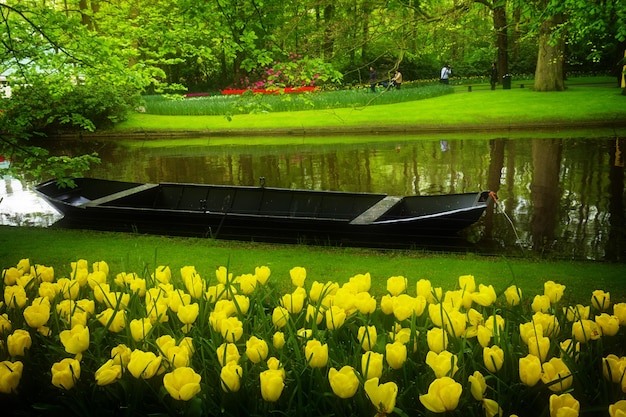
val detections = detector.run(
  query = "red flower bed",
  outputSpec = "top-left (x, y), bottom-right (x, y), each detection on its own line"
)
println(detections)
top-left (221, 86), bottom-right (318, 95)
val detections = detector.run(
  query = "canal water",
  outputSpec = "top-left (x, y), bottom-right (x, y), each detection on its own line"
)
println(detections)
top-left (2, 134), bottom-right (624, 261)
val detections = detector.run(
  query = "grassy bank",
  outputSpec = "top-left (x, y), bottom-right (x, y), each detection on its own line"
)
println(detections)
top-left (113, 82), bottom-right (626, 135)
top-left (2, 226), bottom-right (624, 303)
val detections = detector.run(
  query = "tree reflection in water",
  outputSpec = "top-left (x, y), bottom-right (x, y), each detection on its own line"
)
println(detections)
top-left (9, 135), bottom-right (625, 261)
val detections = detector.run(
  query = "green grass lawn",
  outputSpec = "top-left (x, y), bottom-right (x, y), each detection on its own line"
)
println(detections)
top-left (2, 227), bottom-right (624, 303)
top-left (113, 81), bottom-right (626, 134)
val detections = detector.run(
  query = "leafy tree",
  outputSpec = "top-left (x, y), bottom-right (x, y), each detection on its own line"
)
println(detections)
top-left (0, 2), bottom-right (152, 183)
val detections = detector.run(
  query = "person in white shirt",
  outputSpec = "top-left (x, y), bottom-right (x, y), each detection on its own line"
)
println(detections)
top-left (440, 65), bottom-right (451, 84)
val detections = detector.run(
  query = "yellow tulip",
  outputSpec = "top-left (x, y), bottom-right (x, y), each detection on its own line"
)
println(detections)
top-left (217, 343), bottom-right (240, 367)
top-left (387, 275), bottom-right (407, 296)
top-left (0, 360), bottom-right (23, 394)
top-left (254, 265), bottom-right (270, 285)
top-left (246, 336), bottom-right (269, 364)
top-left (111, 344), bottom-right (132, 367)
top-left (527, 335), bottom-right (551, 363)
top-left (559, 339), bottom-right (580, 361)
top-left (361, 351), bottom-right (384, 380)
top-left (613, 303), bottom-right (626, 326)
top-left (416, 279), bottom-right (435, 303)
top-left (260, 369), bottom-right (285, 402)
top-left (281, 288), bottom-right (306, 314)
top-left (328, 366), bottom-right (360, 399)
top-left (167, 290), bottom-right (190, 313)
top-left (97, 308), bottom-right (126, 333)
top-left (220, 317), bottom-right (244, 342)
top-left (267, 357), bottom-right (286, 379)
top-left (238, 273), bottom-right (257, 294)
top-left (468, 371), bottom-right (486, 400)
top-left (393, 294), bottom-right (426, 321)
top-left (23, 296), bottom-right (51, 329)
top-left (609, 400), bottom-right (626, 417)
top-left (175, 302), bottom-right (199, 326)
top-left (541, 357), bottom-right (573, 392)
top-left (426, 350), bottom-right (459, 378)
top-left (477, 325), bottom-right (493, 348)
top-left (304, 339), bottom-right (328, 368)
top-left (364, 377), bottom-right (398, 415)
top-left (358, 325), bottom-right (378, 351)
top-left (130, 318), bottom-right (153, 342)
top-left (549, 393), bottom-right (580, 417)
top-left (532, 312), bottom-right (560, 338)
top-left (164, 345), bottom-right (191, 369)
top-left (483, 345), bottom-right (504, 373)
top-left (354, 292), bottom-right (377, 315)
top-left (572, 319), bottom-right (601, 343)
top-left (2, 267), bottom-right (22, 286)
top-left (459, 274), bottom-right (476, 293)
top-left (305, 304), bottom-right (324, 325)
top-left (520, 322), bottom-right (543, 345)
top-left (444, 309), bottom-right (467, 337)
top-left (152, 265), bottom-right (170, 284)
top-left (0, 313), bottom-right (12, 334)
top-left (591, 289), bottom-right (610, 311)
top-left (220, 361), bottom-right (242, 392)
top-left (563, 304), bottom-right (590, 322)
top-left (504, 285), bottom-right (522, 306)
top-left (419, 376), bottom-right (462, 413)
top-left (273, 331), bottom-right (285, 349)
top-left (596, 313), bottom-right (620, 336)
top-left (471, 284), bottom-right (497, 307)
top-left (602, 354), bottom-right (626, 384)
top-left (289, 266), bottom-right (306, 287)
top-left (325, 305), bottom-right (346, 330)
top-left (51, 357), bottom-right (81, 390)
top-left (483, 398), bottom-right (503, 417)
top-left (7, 329), bottom-right (32, 357)
top-left (380, 295), bottom-right (394, 315)
top-left (544, 281), bottom-right (566, 304)
top-left (309, 280), bottom-right (338, 303)
top-left (272, 306), bottom-right (290, 328)
top-left (4, 285), bottom-right (28, 308)
top-left (163, 367), bottom-right (201, 401)
top-left (385, 342), bottom-right (407, 370)
top-left (427, 327), bottom-right (449, 353)
top-left (127, 349), bottom-right (162, 379)
top-left (214, 266), bottom-right (231, 285)
top-left (519, 354), bottom-right (542, 387)
top-left (94, 359), bottom-right (122, 386)
top-left (59, 324), bottom-right (90, 355)
top-left (345, 272), bottom-right (371, 293)
top-left (531, 294), bottom-right (551, 313)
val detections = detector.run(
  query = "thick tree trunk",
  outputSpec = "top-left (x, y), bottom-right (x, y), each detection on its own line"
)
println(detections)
top-left (493, 3), bottom-right (508, 81)
top-left (534, 14), bottom-right (565, 91)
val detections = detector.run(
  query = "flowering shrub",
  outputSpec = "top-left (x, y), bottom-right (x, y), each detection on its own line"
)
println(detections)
top-left (228, 53), bottom-right (342, 93)
top-left (1, 259), bottom-right (625, 416)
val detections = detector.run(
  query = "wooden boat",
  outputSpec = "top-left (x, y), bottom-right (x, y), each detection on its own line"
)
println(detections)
top-left (35, 177), bottom-right (492, 247)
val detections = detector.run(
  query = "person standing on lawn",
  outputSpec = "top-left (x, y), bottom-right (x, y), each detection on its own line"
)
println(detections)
top-left (490, 62), bottom-right (498, 90)
top-left (369, 67), bottom-right (377, 92)
top-left (440, 64), bottom-right (451, 85)
top-left (392, 70), bottom-right (402, 89)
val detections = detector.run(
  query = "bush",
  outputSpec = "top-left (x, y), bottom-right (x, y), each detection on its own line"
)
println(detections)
top-left (2, 77), bottom-right (141, 135)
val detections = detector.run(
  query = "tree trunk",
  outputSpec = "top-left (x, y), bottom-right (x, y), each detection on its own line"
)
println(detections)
top-left (534, 14), bottom-right (565, 91)
top-left (493, 2), bottom-right (509, 81)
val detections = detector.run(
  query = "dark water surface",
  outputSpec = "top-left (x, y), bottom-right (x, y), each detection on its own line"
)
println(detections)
top-left (4, 134), bottom-right (625, 261)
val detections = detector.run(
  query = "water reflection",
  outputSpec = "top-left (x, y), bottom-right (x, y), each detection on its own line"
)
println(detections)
top-left (4, 135), bottom-right (625, 261)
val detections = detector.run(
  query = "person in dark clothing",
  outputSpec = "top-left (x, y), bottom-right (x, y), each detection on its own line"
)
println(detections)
top-left (369, 67), bottom-right (377, 92)
top-left (490, 63), bottom-right (498, 90)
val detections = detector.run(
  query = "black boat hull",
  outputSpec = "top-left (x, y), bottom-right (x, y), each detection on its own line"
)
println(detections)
top-left (36, 178), bottom-right (491, 248)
